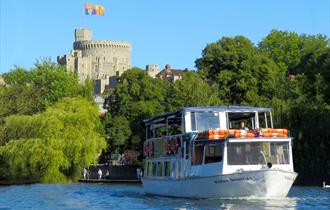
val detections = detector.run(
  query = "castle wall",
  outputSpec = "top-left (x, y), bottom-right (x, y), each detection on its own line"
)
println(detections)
top-left (73, 40), bottom-right (131, 81)
top-left (57, 28), bottom-right (132, 94)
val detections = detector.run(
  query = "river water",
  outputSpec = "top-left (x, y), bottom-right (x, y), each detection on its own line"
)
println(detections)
top-left (0, 183), bottom-right (329, 209)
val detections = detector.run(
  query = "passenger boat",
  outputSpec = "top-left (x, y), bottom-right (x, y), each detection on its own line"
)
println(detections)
top-left (141, 106), bottom-right (297, 198)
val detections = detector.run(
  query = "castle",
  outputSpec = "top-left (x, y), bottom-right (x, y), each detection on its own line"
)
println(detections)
top-left (57, 28), bottom-right (131, 94)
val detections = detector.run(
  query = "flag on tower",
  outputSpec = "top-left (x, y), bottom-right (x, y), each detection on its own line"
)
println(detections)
top-left (85, 3), bottom-right (105, 16)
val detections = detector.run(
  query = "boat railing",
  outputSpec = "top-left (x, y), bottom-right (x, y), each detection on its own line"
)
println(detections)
top-left (143, 132), bottom-right (198, 158)
top-left (196, 128), bottom-right (289, 141)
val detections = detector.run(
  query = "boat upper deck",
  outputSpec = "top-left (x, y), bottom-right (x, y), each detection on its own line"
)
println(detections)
top-left (144, 106), bottom-right (276, 140)
top-left (144, 106), bottom-right (272, 125)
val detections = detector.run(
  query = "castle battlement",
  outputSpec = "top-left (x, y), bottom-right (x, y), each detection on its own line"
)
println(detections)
top-left (74, 40), bottom-right (132, 50)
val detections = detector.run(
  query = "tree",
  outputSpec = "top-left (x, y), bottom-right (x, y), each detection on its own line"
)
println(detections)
top-left (0, 97), bottom-right (106, 183)
top-left (166, 71), bottom-right (221, 111)
top-left (104, 68), bottom-right (168, 150)
top-left (103, 113), bottom-right (131, 152)
top-left (195, 36), bottom-right (280, 105)
top-left (259, 30), bottom-right (302, 71)
top-left (0, 61), bottom-right (93, 117)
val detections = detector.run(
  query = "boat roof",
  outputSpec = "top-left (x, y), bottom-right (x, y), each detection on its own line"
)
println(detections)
top-left (144, 106), bottom-right (272, 125)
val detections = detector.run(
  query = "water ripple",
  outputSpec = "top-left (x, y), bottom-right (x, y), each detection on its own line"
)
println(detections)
top-left (0, 184), bottom-right (329, 210)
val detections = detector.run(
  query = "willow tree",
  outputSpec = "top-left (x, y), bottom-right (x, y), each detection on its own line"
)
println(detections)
top-left (0, 97), bottom-right (106, 183)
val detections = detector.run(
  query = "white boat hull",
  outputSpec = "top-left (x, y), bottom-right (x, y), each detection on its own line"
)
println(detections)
top-left (142, 169), bottom-right (297, 198)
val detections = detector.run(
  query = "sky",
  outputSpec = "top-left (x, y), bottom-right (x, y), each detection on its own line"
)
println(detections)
top-left (0, 0), bottom-right (329, 73)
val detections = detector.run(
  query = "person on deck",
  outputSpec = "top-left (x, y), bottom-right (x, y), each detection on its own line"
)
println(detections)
top-left (240, 122), bottom-right (249, 130)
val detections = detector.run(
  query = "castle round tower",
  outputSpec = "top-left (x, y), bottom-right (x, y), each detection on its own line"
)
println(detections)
top-left (58, 28), bottom-right (132, 94)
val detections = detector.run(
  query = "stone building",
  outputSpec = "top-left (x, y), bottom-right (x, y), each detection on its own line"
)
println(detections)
top-left (145, 64), bottom-right (160, 78)
top-left (147, 64), bottom-right (186, 82)
top-left (57, 28), bottom-right (131, 94)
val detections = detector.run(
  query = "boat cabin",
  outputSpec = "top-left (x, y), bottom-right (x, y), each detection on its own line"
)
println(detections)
top-left (143, 106), bottom-right (294, 179)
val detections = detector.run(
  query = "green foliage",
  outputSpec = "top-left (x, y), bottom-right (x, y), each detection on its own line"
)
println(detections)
top-left (106, 68), bottom-right (167, 116)
top-left (104, 68), bottom-right (168, 150)
top-left (285, 75), bottom-right (330, 178)
top-left (0, 98), bottom-right (106, 183)
top-left (103, 113), bottom-right (131, 152)
top-left (0, 61), bottom-right (93, 117)
top-left (259, 30), bottom-right (302, 70)
top-left (166, 71), bottom-right (221, 111)
top-left (195, 36), bottom-right (280, 106)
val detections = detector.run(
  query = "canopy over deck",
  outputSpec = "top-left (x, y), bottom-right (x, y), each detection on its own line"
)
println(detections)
top-left (143, 106), bottom-right (272, 125)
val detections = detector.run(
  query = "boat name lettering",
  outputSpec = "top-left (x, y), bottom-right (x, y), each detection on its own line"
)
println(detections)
top-left (214, 175), bottom-right (264, 184)
top-left (284, 175), bottom-right (295, 181)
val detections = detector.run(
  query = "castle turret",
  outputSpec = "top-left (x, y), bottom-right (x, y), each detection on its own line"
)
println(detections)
top-left (75, 28), bottom-right (92, 42)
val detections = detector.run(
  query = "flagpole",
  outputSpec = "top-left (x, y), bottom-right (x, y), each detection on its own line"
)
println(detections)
top-left (81, 1), bottom-right (85, 28)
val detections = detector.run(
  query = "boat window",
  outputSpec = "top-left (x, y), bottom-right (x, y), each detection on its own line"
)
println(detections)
top-left (258, 112), bottom-right (272, 128)
top-left (152, 162), bottom-right (157, 176)
top-left (146, 126), bottom-right (153, 139)
top-left (205, 143), bottom-right (223, 164)
top-left (185, 141), bottom-right (190, 159)
top-left (227, 142), bottom-right (290, 165)
top-left (147, 162), bottom-right (152, 176)
top-left (164, 161), bottom-right (171, 176)
top-left (146, 113), bottom-right (182, 139)
top-left (191, 112), bottom-right (220, 131)
top-left (157, 162), bottom-right (163, 176)
top-left (168, 116), bottom-right (182, 135)
top-left (155, 126), bottom-right (167, 138)
top-left (228, 112), bottom-right (255, 129)
top-left (192, 145), bottom-right (204, 165)
top-left (171, 161), bottom-right (176, 178)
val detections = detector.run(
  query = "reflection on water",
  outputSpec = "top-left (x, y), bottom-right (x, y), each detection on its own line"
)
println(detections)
top-left (0, 184), bottom-right (329, 210)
